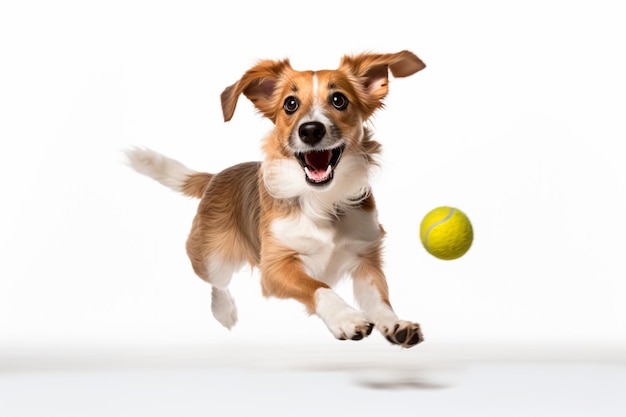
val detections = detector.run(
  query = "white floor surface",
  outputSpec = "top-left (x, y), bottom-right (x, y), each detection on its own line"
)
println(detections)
top-left (1, 342), bottom-right (625, 417)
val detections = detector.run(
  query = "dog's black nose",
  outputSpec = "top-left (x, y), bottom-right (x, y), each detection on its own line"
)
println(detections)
top-left (298, 122), bottom-right (326, 145)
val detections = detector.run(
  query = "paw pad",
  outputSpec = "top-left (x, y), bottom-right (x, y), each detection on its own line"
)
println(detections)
top-left (385, 322), bottom-right (423, 348)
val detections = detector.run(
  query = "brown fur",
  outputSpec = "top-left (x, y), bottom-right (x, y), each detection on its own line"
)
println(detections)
top-left (186, 162), bottom-right (261, 279)
top-left (181, 173), bottom-right (214, 198)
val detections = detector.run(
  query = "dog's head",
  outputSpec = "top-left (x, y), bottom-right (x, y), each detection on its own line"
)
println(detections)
top-left (221, 51), bottom-right (425, 201)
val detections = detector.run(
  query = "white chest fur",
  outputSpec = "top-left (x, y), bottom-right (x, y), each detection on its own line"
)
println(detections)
top-left (271, 214), bottom-right (337, 283)
top-left (270, 207), bottom-right (383, 286)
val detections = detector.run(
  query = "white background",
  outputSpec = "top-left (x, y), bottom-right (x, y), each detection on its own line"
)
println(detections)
top-left (3, 2), bottom-right (626, 416)
top-left (2, 0), bottom-right (625, 353)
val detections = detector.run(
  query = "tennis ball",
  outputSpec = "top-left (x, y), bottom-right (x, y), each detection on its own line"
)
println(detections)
top-left (420, 206), bottom-right (473, 260)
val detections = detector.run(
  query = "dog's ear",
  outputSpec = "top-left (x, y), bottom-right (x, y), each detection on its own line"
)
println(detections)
top-left (220, 59), bottom-right (291, 122)
top-left (339, 50), bottom-right (425, 117)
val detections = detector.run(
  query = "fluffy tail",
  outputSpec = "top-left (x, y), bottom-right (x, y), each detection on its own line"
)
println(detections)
top-left (124, 147), bottom-right (213, 199)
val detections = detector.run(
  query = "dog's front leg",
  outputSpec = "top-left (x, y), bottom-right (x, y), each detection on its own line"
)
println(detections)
top-left (260, 245), bottom-right (374, 341)
top-left (352, 260), bottom-right (424, 348)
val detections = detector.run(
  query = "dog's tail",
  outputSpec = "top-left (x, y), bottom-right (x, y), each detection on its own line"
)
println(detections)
top-left (124, 147), bottom-right (213, 199)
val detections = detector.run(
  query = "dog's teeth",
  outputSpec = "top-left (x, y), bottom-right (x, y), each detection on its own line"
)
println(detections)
top-left (303, 165), bottom-right (333, 183)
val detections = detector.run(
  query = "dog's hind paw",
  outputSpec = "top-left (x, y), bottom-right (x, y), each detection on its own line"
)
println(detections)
top-left (211, 287), bottom-right (238, 330)
top-left (380, 320), bottom-right (423, 348)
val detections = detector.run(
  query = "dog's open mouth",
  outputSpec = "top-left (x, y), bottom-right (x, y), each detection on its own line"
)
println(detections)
top-left (296, 146), bottom-right (344, 186)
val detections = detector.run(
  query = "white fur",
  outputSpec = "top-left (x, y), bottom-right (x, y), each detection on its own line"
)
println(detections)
top-left (262, 158), bottom-right (309, 200)
top-left (314, 288), bottom-right (372, 340)
top-left (263, 153), bottom-right (372, 220)
top-left (124, 148), bottom-right (195, 193)
top-left (204, 257), bottom-right (242, 329)
top-left (353, 278), bottom-right (398, 325)
top-left (271, 214), bottom-right (337, 283)
top-left (205, 257), bottom-right (241, 290)
top-left (312, 73), bottom-right (319, 103)
top-left (270, 193), bottom-right (385, 287)
top-left (211, 287), bottom-right (237, 329)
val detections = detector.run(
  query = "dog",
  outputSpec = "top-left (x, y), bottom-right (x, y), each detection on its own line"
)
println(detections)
top-left (125, 50), bottom-right (426, 348)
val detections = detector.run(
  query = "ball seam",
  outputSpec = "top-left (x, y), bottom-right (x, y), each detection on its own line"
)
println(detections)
top-left (423, 207), bottom-right (455, 252)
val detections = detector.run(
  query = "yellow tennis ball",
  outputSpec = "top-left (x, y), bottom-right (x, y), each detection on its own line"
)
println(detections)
top-left (420, 206), bottom-right (473, 260)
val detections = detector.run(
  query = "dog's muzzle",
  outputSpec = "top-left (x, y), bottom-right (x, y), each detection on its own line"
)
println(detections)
top-left (295, 121), bottom-right (344, 186)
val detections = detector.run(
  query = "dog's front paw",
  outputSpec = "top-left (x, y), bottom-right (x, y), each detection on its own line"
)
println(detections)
top-left (316, 288), bottom-right (374, 341)
top-left (379, 320), bottom-right (423, 348)
top-left (329, 312), bottom-right (375, 341)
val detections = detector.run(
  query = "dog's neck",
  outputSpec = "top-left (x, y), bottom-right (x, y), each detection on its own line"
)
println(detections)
top-left (262, 126), bottom-right (381, 221)
top-left (299, 182), bottom-right (372, 221)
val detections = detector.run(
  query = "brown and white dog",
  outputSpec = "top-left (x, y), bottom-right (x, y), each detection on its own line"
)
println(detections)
top-left (126, 50), bottom-right (426, 348)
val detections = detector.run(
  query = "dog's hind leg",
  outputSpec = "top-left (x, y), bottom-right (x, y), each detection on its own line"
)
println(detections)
top-left (205, 258), bottom-right (240, 329)
top-left (183, 162), bottom-right (261, 330)
top-left (189, 252), bottom-right (243, 330)
top-left (186, 217), bottom-right (258, 330)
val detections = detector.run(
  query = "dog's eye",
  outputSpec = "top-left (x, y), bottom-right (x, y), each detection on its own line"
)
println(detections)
top-left (331, 92), bottom-right (349, 110)
top-left (283, 96), bottom-right (299, 114)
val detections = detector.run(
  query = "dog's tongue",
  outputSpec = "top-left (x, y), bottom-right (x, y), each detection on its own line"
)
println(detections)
top-left (304, 150), bottom-right (332, 182)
